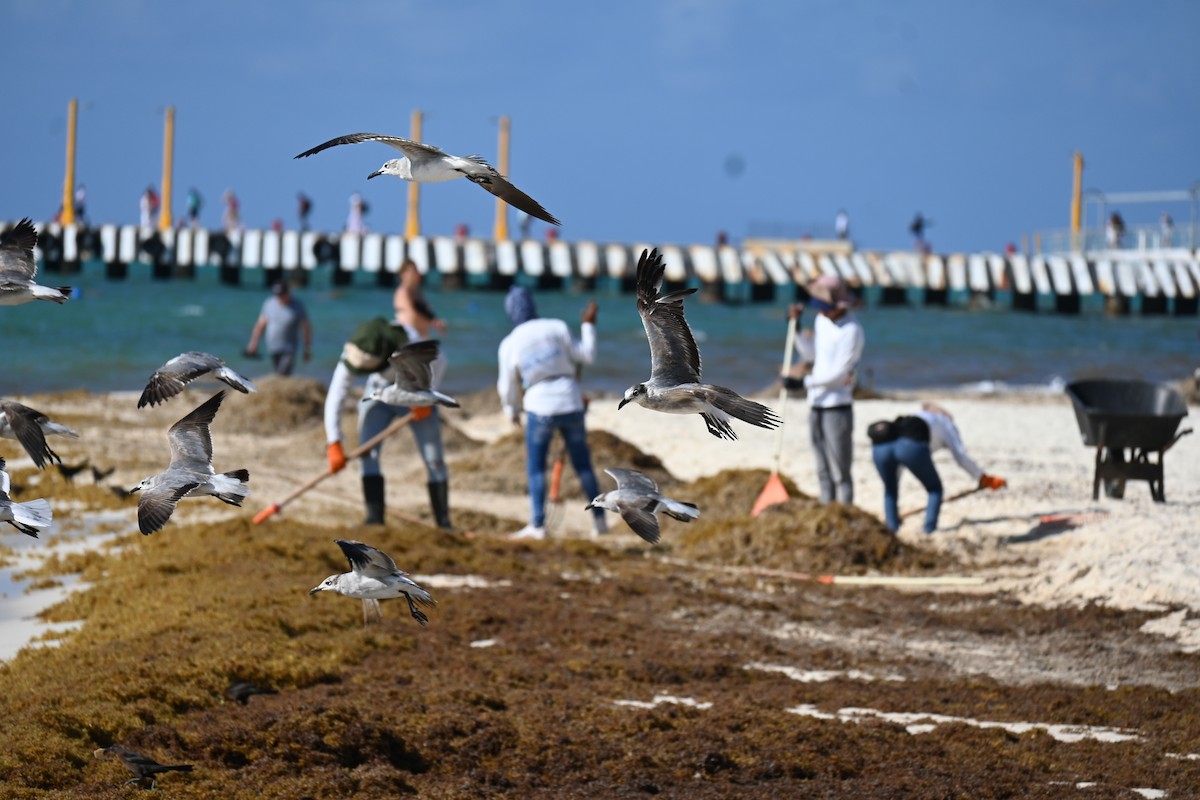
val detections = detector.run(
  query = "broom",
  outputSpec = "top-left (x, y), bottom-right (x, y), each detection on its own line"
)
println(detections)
top-left (751, 313), bottom-right (798, 516)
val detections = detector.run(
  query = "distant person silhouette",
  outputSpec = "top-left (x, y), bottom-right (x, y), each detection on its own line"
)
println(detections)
top-left (298, 191), bottom-right (313, 231)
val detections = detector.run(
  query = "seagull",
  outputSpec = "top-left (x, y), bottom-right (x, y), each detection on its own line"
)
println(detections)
top-left (131, 391), bottom-right (249, 535)
top-left (0, 457), bottom-right (52, 537)
top-left (0, 399), bottom-right (76, 469)
top-left (363, 340), bottom-right (460, 409)
top-left (0, 218), bottom-right (71, 305)
top-left (138, 351), bottom-right (257, 408)
top-left (619, 248), bottom-right (782, 440)
top-left (295, 133), bottom-right (560, 225)
top-left (585, 467), bottom-right (699, 545)
top-left (310, 539), bottom-right (436, 626)
top-left (93, 745), bottom-right (193, 789)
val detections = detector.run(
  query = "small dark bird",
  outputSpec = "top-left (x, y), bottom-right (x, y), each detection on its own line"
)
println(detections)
top-left (224, 681), bottom-right (278, 705)
top-left (93, 745), bottom-right (193, 789)
top-left (91, 464), bottom-right (116, 484)
top-left (55, 459), bottom-right (91, 482)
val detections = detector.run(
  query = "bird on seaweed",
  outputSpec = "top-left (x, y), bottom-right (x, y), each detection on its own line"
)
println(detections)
top-left (619, 248), bottom-right (782, 440)
top-left (0, 398), bottom-right (78, 469)
top-left (0, 457), bottom-right (52, 537)
top-left (130, 391), bottom-right (249, 535)
top-left (138, 351), bottom-right (257, 408)
top-left (362, 340), bottom-right (460, 409)
top-left (310, 539), bottom-right (436, 627)
top-left (0, 218), bottom-right (71, 305)
top-left (294, 132), bottom-right (560, 225)
top-left (586, 467), bottom-right (699, 545)
top-left (93, 745), bottom-right (193, 789)
top-left (224, 681), bottom-right (278, 705)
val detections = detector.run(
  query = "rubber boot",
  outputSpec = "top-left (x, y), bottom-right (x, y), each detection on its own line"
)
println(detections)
top-left (428, 480), bottom-right (452, 530)
top-left (363, 475), bottom-right (386, 525)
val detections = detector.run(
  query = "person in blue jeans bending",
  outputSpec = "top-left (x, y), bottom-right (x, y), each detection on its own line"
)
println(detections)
top-left (870, 404), bottom-right (1007, 533)
top-left (497, 286), bottom-right (605, 540)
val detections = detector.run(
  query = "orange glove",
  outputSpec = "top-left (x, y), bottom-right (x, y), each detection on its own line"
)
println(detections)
top-left (979, 474), bottom-right (1007, 491)
top-left (411, 406), bottom-right (433, 422)
top-left (326, 442), bottom-right (347, 474)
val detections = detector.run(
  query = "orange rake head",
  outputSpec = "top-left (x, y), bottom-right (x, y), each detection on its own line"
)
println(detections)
top-left (751, 472), bottom-right (789, 517)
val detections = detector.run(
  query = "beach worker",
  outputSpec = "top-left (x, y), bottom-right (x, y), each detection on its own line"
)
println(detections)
top-left (497, 286), bottom-right (606, 540)
top-left (186, 187), bottom-right (203, 227)
top-left (245, 281), bottom-right (312, 376)
top-left (868, 403), bottom-right (1007, 533)
top-left (346, 192), bottom-right (367, 234)
top-left (835, 208), bottom-right (850, 241)
top-left (394, 259), bottom-right (446, 338)
top-left (790, 275), bottom-right (865, 505)
top-left (323, 317), bottom-right (452, 528)
top-left (297, 192), bottom-right (313, 231)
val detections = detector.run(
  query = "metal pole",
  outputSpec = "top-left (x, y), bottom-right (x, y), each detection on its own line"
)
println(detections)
top-left (1069, 151), bottom-right (1083, 251)
top-left (493, 115), bottom-right (510, 242)
top-left (61, 98), bottom-right (78, 226)
top-left (404, 109), bottom-right (422, 240)
top-left (158, 105), bottom-right (174, 231)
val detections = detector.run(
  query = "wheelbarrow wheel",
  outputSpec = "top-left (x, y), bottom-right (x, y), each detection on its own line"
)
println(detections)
top-left (1103, 478), bottom-right (1126, 499)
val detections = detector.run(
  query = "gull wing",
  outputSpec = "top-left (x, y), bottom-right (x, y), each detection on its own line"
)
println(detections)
top-left (139, 352), bottom-right (223, 408)
top-left (0, 456), bottom-right (9, 495)
top-left (617, 500), bottom-right (662, 545)
top-left (0, 400), bottom-right (60, 469)
top-left (635, 248), bottom-right (701, 385)
top-left (294, 132), bottom-right (446, 160)
top-left (137, 479), bottom-right (201, 535)
top-left (166, 391), bottom-right (225, 470)
top-left (0, 219), bottom-right (38, 278)
top-left (335, 539), bottom-right (402, 579)
top-left (604, 467), bottom-right (660, 496)
top-left (461, 166), bottom-right (561, 225)
top-left (387, 340), bottom-right (440, 392)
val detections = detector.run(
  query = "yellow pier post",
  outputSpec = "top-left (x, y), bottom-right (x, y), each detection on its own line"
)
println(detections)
top-left (60, 98), bottom-right (78, 226)
top-left (493, 115), bottom-right (510, 242)
top-left (1070, 151), bottom-right (1083, 251)
top-left (159, 105), bottom-right (175, 231)
top-left (404, 109), bottom-right (422, 240)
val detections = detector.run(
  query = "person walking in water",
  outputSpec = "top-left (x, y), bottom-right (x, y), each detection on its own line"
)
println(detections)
top-left (245, 281), bottom-right (312, 375)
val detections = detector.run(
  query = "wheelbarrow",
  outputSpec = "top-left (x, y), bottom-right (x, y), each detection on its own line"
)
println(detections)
top-left (1065, 379), bottom-right (1192, 502)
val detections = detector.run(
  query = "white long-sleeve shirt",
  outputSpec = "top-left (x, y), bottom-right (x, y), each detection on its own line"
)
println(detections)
top-left (798, 312), bottom-right (864, 408)
top-left (916, 410), bottom-right (985, 482)
top-left (324, 361), bottom-right (393, 443)
top-left (497, 319), bottom-right (595, 418)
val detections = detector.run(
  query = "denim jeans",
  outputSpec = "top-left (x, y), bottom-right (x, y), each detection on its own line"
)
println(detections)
top-left (358, 398), bottom-right (448, 482)
top-left (809, 405), bottom-right (854, 504)
top-left (872, 437), bottom-right (943, 533)
top-left (524, 410), bottom-right (602, 527)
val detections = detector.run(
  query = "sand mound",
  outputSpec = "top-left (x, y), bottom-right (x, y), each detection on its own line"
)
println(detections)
top-left (221, 375), bottom-right (327, 435)
top-left (674, 469), bottom-right (956, 576)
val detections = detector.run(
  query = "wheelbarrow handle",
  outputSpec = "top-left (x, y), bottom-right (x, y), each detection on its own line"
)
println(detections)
top-left (1164, 428), bottom-right (1193, 453)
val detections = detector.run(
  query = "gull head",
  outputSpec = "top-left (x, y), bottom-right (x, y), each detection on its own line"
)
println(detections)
top-left (618, 383), bottom-right (646, 410)
top-left (367, 158), bottom-right (405, 180)
top-left (128, 476), bottom-right (154, 494)
top-left (585, 493), bottom-right (616, 513)
top-left (309, 575), bottom-right (341, 596)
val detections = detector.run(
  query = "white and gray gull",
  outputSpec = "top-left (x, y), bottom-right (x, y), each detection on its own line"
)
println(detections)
top-left (586, 467), bottom-right (699, 545)
top-left (130, 391), bottom-right (249, 535)
top-left (0, 398), bottom-right (78, 469)
top-left (138, 351), bottom-right (257, 408)
top-left (362, 340), bottom-right (460, 409)
top-left (0, 457), bottom-right (53, 537)
top-left (310, 539), bottom-right (436, 626)
top-left (294, 132), bottom-right (560, 225)
top-left (619, 248), bottom-right (782, 440)
top-left (0, 218), bottom-right (71, 305)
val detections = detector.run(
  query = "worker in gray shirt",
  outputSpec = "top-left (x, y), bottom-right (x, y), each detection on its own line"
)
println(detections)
top-left (245, 281), bottom-right (312, 375)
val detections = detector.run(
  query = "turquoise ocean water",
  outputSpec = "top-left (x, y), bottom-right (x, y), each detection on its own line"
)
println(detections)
top-left (2, 262), bottom-right (1196, 399)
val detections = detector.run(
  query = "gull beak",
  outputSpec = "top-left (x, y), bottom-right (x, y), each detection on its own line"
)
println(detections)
top-left (308, 585), bottom-right (323, 596)
top-left (617, 397), bottom-right (630, 410)
top-left (128, 485), bottom-right (140, 493)
top-left (584, 501), bottom-right (594, 511)
top-left (367, 170), bottom-right (383, 180)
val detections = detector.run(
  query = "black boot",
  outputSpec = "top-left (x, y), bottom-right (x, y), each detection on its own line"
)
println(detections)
top-left (363, 475), bottom-right (386, 525)
top-left (428, 480), bottom-right (452, 530)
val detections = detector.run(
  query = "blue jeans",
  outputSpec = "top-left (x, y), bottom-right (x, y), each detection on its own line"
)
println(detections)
top-left (872, 437), bottom-right (943, 533)
top-left (525, 411), bottom-right (602, 527)
top-left (358, 399), bottom-right (448, 482)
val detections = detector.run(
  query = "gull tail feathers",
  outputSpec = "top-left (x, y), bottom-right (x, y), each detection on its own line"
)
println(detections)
top-left (213, 469), bottom-right (250, 505)
top-left (661, 499), bottom-right (700, 523)
top-left (709, 387), bottom-right (782, 431)
top-left (31, 285), bottom-right (72, 304)
top-left (44, 421), bottom-right (79, 438)
top-left (216, 367), bottom-right (257, 394)
top-left (433, 391), bottom-right (460, 408)
top-left (10, 498), bottom-right (52, 535)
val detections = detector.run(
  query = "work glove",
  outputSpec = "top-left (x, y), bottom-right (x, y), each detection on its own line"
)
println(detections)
top-left (979, 474), bottom-right (1007, 491)
top-left (326, 442), bottom-right (347, 474)
top-left (411, 406), bottom-right (433, 422)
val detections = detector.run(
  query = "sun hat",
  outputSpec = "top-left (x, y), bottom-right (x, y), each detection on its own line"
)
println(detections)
top-left (806, 275), bottom-right (855, 311)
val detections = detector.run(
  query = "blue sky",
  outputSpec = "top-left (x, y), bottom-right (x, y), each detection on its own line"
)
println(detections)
top-left (6, 0), bottom-right (1199, 252)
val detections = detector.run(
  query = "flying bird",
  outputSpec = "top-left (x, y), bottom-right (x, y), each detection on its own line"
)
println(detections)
top-left (295, 132), bottom-right (560, 225)
top-left (93, 746), bottom-right (193, 790)
top-left (0, 219), bottom-right (71, 305)
top-left (363, 340), bottom-right (460, 409)
top-left (131, 391), bottom-right (249, 535)
top-left (310, 539), bottom-right (436, 627)
top-left (586, 467), bottom-right (699, 544)
top-left (0, 457), bottom-right (52, 537)
top-left (620, 248), bottom-right (782, 440)
top-left (0, 399), bottom-right (76, 469)
top-left (138, 351), bottom-right (257, 408)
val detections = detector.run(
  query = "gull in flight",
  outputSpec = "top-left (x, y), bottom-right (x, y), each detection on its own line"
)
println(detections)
top-left (586, 467), bottom-right (699, 545)
top-left (131, 391), bottom-right (249, 535)
top-left (138, 351), bottom-right (257, 408)
top-left (619, 249), bottom-right (782, 440)
top-left (0, 457), bottom-right (52, 537)
top-left (363, 340), bottom-right (460, 409)
top-left (93, 746), bottom-right (193, 790)
top-left (295, 132), bottom-right (560, 225)
top-left (310, 539), bottom-right (436, 626)
top-left (0, 399), bottom-right (77, 469)
top-left (0, 219), bottom-right (71, 305)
